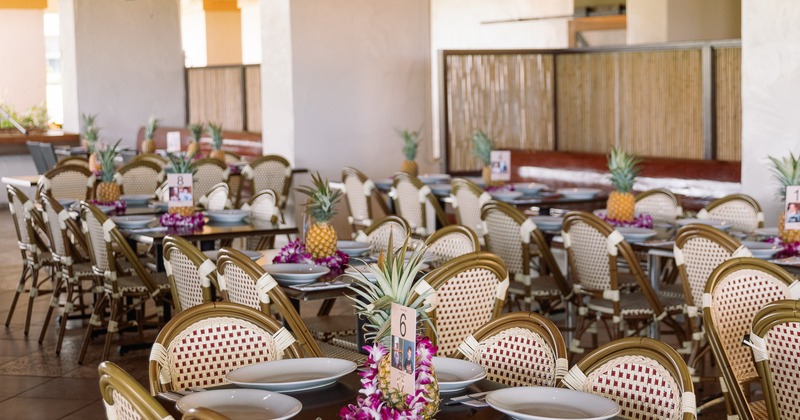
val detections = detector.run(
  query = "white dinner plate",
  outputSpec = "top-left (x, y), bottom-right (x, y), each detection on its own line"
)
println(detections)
top-left (429, 183), bottom-right (452, 195)
top-left (151, 201), bottom-right (169, 211)
top-left (486, 387), bottom-right (620, 420)
top-left (557, 188), bottom-right (602, 200)
top-left (226, 357), bottom-right (357, 392)
top-left (57, 199), bottom-right (75, 208)
top-left (755, 227), bottom-right (779, 237)
top-left (513, 182), bottom-right (546, 195)
top-left (120, 194), bottom-right (153, 205)
top-left (344, 265), bottom-right (377, 283)
top-left (418, 173), bottom-right (451, 184)
top-left (97, 204), bottom-right (115, 214)
top-left (111, 215), bottom-right (156, 229)
top-left (176, 389), bottom-right (301, 419)
top-left (374, 178), bottom-right (393, 190)
top-left (741, 240), bottom-right (781, 259)
top-left (203, 249), bottom-right (262, 262)
top-left (207, 209), bottom-right (250, 223)
top-left (616, 227), bottom-right (657, 242)
top-left (675, 218), bottom-right (731, 231)
top-left (337, 240), bottom-right (371, 256)
top-left (490, 191), bottom-right (524, 201)
top-left (432, 357), bottom-right (486, 393)
top-left (264, 263), bottom-right (330, 285)
top-left (530, 216), bottom-right (563, 231)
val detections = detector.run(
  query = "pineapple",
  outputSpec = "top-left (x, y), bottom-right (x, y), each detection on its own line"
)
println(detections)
top-left (141, 115), bottom-right (158, 153)
top-left (472, 130), bottom-right (502, 187)
top-left (606, 147), bottom-right (640, 222)
top-left (186, 123), bottom-right (204, 159)
top-left (399, 129), bottom-right (421, 176)
top-left (349, 237), bottom-right (439, 417)
top-left (208, 122), bottom-right (225, 161)
top-left (167, 152), bottom-right (196, 216)
top-left (96, 140), bottom-right (122, 202)
top-left (297, 172), bottom-right (342, 258)
top-left (769, 153), bottom-right (800, 243)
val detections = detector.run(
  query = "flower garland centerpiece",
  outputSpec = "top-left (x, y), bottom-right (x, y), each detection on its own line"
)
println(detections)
top-left (273, 239), bottom-right (349, 276)
top-left (90, 199), bottom-right (126, 214)
top-left (597, 211), bottom-right (654, 229)
top-left (341, 236), bottom-right (440, 419)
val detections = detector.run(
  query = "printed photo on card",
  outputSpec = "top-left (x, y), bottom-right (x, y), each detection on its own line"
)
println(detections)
top-left (167, 173), bottom-right (193, 209)
top-left (390, 303), bottom-right (416, 396)
top-left (490, 150), bottom-right (511, 182)
top-left (785, 186), bottom-right (800, 231)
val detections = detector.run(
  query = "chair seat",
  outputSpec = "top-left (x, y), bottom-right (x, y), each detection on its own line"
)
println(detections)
top-left (657, 282), bottom-right (685, 300)
top-left (751, 400), bottom-right (769, 420)
top-left (508, 275), bottom-right (563, 298)
top-left (303, 315), bottom-right (356, 342)
top-left (317, 339), bottom-right (366, 364)
top-left (109, 272), bottom-right (170, 294)
top-left (587, 290), bottom-right (683, 317)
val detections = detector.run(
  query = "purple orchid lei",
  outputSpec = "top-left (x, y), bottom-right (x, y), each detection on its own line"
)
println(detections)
top-left (763, 236), bottom-right (800, 259)
top-left (597, 211), bottom-right (654, 229)
top-left (485, 183), bottom-right (515, 192)
top-left (90, 199), bottom-right (126, 214)
top-left (340, 336), bottom-right (438, 419)
top-left (159, 212), bottom-right (205, 228)
top-left (273, 239), bottom-right (349, 276)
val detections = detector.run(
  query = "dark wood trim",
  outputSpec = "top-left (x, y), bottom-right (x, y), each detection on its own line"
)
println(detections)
top-left (240, 66), bottom-right (248, 132)
top-left (0, 131), bottom-right (80, 156)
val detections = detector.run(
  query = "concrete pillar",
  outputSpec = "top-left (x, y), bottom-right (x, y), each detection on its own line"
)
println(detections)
top-left (0, 0), bottom-right (47, 111)
top-left (204, 0), bottom-right (242, 66)
top-left (59, 0), bottom-right (185, 148)
top-left (627, 0), bottom-right (740, 45)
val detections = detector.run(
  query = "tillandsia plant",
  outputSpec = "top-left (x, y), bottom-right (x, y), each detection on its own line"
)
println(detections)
top-left (399, 128), bottom-right (422, 176)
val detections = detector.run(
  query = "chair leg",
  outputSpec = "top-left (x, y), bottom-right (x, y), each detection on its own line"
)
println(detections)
top-left (38, 271), bottom-right (65, 344)
top-left (24, 265), bottom-right (41, 335)
top-left (55, 276), bottom-right (78, 354)
top-left (103, 297), bottom-right (122, 362)
top-left (78, 293), bottom-right (108, 364)
top-left (6, 263), bottom-right (29, 327)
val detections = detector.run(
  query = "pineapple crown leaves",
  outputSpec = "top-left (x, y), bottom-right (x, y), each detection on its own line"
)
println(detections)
top-left (188, 123), bottom-right (205, 142)
top-left (398, 128), bottom-right (422, 161)
top-left (296, 172), bottom-right (342, 223)
top-left (208, 122), bottom-right (223, 150)
top-left (472, 130), bottom-right (494, 166)
top-left (144, 115), bottom-right (159, 140)
top-left (80, 113), bottom-right (97, 133)
top-left (607, 147), bottom-right (641, 193)
top-left (768, 153), bottom-right (800, 200)
top-left (347, 233), bottom-right (435, 346)
top-left (96, 139), bottom-right (122, 182)
top-left (167, 152), bottom-right (196, 175)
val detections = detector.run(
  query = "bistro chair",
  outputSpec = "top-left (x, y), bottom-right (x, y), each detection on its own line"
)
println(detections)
top-left (114, 160), bottom-right (164, 196)
top-left (39, 164), bottom-right (95, 201)
top-left (192, 158), bottom-right (229, 205)
top-left (238, 189), bottom-right (283, 250)
top-left (197, 182), bottom-right (231, 211)
top-left (635, 188), bottom-right (683, 225)
top-left (154, 180), bottom-right (170, 202)
top-left (450, 177), bottom-right (491, 239)
top-left (78, 202), bottom-right (171, 364)
top-left (242, 155), bottom-right (293, 209)
top-left (391, 172), bottom-right (449, 237)
top-left (355, 215), bottom-right (411, 254)
top-left (703, 258), bottom-right (799, 420)
top-left (698, 193), bottom-right (764, 233)
top-left (98, 361), bottom-right (173, 420)
top-left (132, 152), bottom-right (169, 167)
top-left (563, 337), bottom-right (697, 420)
top-left (481, 200), bottom-right (572, 313)
top-left (6, 185), bottom-right (56, 335)
top-left (423, 224), bottom-right (480, 266)
top-left (55, 156), bottom-right (89, 169)
top-left (148, 302), bottom-right (302, 394)
top-left (38, 142), bottom-right (59, 172)
top-left (410, 252), bottom-right (509, 356)
top-left (163, 235), bottom-right (216, 312)
top-left (674, 223), bottom-right (750, 369)
top-left (341, 166), bottom-right (390, 234)
top-left (456, 312), bottom-right (568, 387)
top-left (27, 141), bottom-right (49, 174)
top-left (38, 193), bottom-right (102, 354)
top-left (562, 211), bottom-right (685, 355)
top-left (749, 300), bottom-right (800, 420)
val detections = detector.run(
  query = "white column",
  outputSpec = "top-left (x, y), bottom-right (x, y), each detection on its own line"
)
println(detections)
top-left (0, 3), bottom-right (46, 111)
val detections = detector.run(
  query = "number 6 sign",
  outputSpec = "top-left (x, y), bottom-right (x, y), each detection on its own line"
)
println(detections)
top-left (390, 303), bottom-right (416, 395)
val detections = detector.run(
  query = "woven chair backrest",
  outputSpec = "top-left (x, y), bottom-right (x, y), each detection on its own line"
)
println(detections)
top-left (245, 155), bottom-right (292, 208)
top-left (562, 216), bottom-right (612, 291)
top-left (675, 224), bottom-right (744, 308)
top-left (201, 182), bottom-right (229, 211)
top-left (216, 255), bottom-right (264, 311)
top-left (342, 167), bottom-right (373, 227)
top-left (155, 181), bottom-right (169, 202)
top-left (98, 361), bottom-right (172, 420)
top-left (163, 236), bottom-right (215, 312)
top-left (81, 203), bottom-right (112, 275)
top-left (41, 165), bottom-right (94, 201)
top-left (362, 216), bottom-right (410, 254)
top-left (193, 159), bottom-right (229, 204)
top-left (116, 161), bottom-right (163, 196)
top-left (7, 185), bottom-right (34, 247)
top-left (39, 194), bottom-right (69, 258)
top-left (133, 153), bottom-right (168, 166)
top-left (635, 189), bottom-right (682, 224)
top-left (480, 202), bottom-right (527, 277)
top-left (451, 178), bottom-right (487, 237)
top-left (243, 189), bottom-right (279, 222)
top-left (751, 300), bottom-right (800, 420)
top-left (424, 225), bottom-right (479, 264)
top-left (56, 157), bottom-right (89, 168)
top-left (701, 194), bottom-right (763, 233)
top-left (393, 176), bottom-right (426, 233)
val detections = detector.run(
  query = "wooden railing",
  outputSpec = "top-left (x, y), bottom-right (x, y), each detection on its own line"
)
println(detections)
top-left (441, 40), bottom-right (741, 173)
top-left (185, 64), bottom-right (261, 133)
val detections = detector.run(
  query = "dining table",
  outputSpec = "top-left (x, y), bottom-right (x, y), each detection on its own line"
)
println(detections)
top-left (1, 174), bottom-right (41, 188)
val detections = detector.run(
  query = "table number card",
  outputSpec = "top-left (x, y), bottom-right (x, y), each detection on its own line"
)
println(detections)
top-left (167, 173), bottom-right (193, 210)
top-left (785, 186), bottom-right (800, 230)
top-left (390, 302), bottom-right (416, 396)
top-left (166, 131), bottom-right (181, 153)
top-left (490, 150), bottom-right (511, 182)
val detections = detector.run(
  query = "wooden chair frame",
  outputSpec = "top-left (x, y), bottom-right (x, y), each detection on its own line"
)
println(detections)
top-left (635, 188), bottom-right (683, 224)
top-left (359, 215), bottom-right (412, 253)
top-left (700, 193), bottom-right (764, 233)
top-left (98, 361), bottom-right (173, 419)
top-left (163, 235), bottom-right (216, 312)
top-left (114, 160), bottom-right (164, 196)
top-left (391, 172), bottom-right (449, 237)
top-left (132, 152), bottom-right (168, 166)
top-left (39, 164), bottom-right (95, 201)
top-left (55, 156), bottom-right (89, 168)
top-left (423, 224), bottom-right (480, 265)
top-left (341, 166), bottom-right (390, 234)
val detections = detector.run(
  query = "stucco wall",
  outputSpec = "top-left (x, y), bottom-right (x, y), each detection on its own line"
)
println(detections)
top-left (0, 9), bottom-right (46, 111)
top-left (628, 0), bottom-right (740, 45)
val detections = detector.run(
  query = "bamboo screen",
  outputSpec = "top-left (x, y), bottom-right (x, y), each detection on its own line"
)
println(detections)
top-left (445, 53), bottom-right (555, 172)
top-left (187, 67), bottom-right (245, 131)
top-left (617, 49), bottom-right (703, 159)
top-left (244, 65), bottom-right (262, 133)
top-left (715, 47), bottom-right (742, 161)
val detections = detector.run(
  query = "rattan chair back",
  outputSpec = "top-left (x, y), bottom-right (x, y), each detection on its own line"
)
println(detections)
top-left (192, 158), bottom-right (229, 205)
top-left (424, 224), bottom-right (480, 264)
top-left (243, 155), bottom-right (292, 209)
top-left (563, 337), bottom-right (696, 420)
top-left (39, 193), bottom-right (71, 264)
top-left (699, 193), bottom-right (764, 233)
top-left (750, 300), bottom-right (800, 420)
top-left (456, 312), bottom-right (568, 387)
top-left (450, 178), bottom-right (489, 237)
top-left (163, 235), bottom-right (216, 312)
top-left (216, 248), bottom-right (323, 357)
top-left (391, 172), bottom-right (449, 236)
top-left (56, 156), bottom-right (89, 168)
top-left (410, 252), bottom-right (508, 356)
top-left (704, 258), bottom-right (800, 420)
top-left (198, 182), bottom-right (230, 211)
top-left (360, 215), bottom-right (411, 255)
top-left (341, 166), bottom-right (388, 233)
top-left (98, 361), bottom-right (172, 420)
top-left (155, 180), bottom-right (169, 202)
top-left (115, 160), bottom-right (164, 196)
top-left (7, 185), bottom-right (37, 259)
top-left (635, 188), bottom-right (683, 224)
top-left (242, 189), bottom-right (280, 222)
top-left (40, 165), bottom-right (95, 201)
top-left (148, 302), bottom-right (302, 394)
top-left (223, 150), bottom-right (241, 163)
top-left (132, 152), bottom-right (169, 166)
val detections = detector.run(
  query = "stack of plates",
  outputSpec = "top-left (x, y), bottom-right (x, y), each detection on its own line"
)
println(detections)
top-left (206, 209), bottom-right (249, 223)
top-left (264, 263), bottom-right (330, 286)
top-left (429, 183), bottom-right (452, 195)
top-left (675, 218), bottom-right (731, 231)
top-left (490, 191), bottom-right (523, 202)
top-left (225, 357), bottom-right (357, 392)
top-left (755, 227), bottom-right (779, 237)
top-left (616, 227), bottom-right (658, 242)
top-left (432, 357), bottom-right (486, 393)
top-left (203, 249), bottom-right (262, 262)
top-left (557, 188), bottom-right (601, 200)
top-left (176, 389), bottom-right (301, 419)
top-left (337, 240), bottom-right (371, 256)
top-left (742, 240), bottom-right (781, 259)
top-left (513, 182), bottom-right (546, 195)
top-left (111, 215), bottom-right (155, 229)
top-left (486, 387), bottom-right (620, 420)
top-left (418, 174), bottom-right (451, 184)
top-left (120, 194), bottom-right (153, 206)
top-left (530, 216), bottom-right (563, 231)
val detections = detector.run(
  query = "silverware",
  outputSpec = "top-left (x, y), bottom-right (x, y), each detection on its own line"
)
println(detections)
top-left (443, 391), bottom-right (491, 406)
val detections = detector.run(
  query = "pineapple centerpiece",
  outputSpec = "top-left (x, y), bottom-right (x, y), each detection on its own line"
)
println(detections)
top-left (472, 130), bottom-right (502, 187)
top-left (345, 237), bottom-right (439, 418)
top-left (96, 140), bottom-right (122, 203)
top-left (606, 147), bottom-right (641, 223)
top-left (208, 123), bottom-right (225, 161)
top-left (186, 123), bottom-right (204, 159)
top-left (399, 129), bottom-right (421, 176)
top-left (769, 153), bottom-right (800, 244)
top-left (141, 116), bottom-right (159, 153)
top-left (167, 153), bottom-right (196, 217)
top-left (297, 172), bottom-right (342, 259)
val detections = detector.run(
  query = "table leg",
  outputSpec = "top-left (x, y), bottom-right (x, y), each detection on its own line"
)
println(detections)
top-left (648, 251), bottom-right (661, 339)
top-left (317, 298), bottom-right (336, 316)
